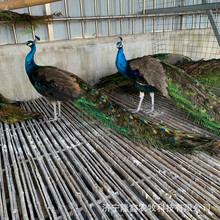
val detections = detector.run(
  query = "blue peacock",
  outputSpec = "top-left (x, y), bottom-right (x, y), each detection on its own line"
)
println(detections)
top-left (25, 36), bottom-right (85, 120)
top-left (110, 37), bottom-right (220, 135)
top-left (24, 36), bottom-right (220, 153)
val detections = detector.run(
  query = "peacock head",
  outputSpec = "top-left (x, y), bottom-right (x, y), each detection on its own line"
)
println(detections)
top-left (26, 40), bottom-right (35, 48)
top-left (25, 36), bottom-right (40, 49)
top-left (116, 36), bottom-right (123, 49)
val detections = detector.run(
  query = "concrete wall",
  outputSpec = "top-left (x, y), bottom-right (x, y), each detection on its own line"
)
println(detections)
top-left (0, 29), bottom-right (219, 101)
top-left (0, 34), bottom-right (153, 101)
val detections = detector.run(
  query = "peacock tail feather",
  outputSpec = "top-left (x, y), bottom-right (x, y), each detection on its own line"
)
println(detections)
top-left (162, 62), bottom-right (220, 135)
top-left (75, 79), bottom-right (220, 154)
top-left (0, 94), bottom-right (7, 103)
top-left (0, 93), bottom-right (42, 123)
top-left (0, 102), bottom-right (43, 123)
top-left (94, 72), bottom-right (132, 93)
top-left (175, 59), bottom-right (220, 96)
top-left (151, 53), bottom-right (192, 65)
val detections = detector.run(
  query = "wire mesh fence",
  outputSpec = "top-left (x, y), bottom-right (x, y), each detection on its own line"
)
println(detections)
top-left (1, 0), bottom-right (220, 60)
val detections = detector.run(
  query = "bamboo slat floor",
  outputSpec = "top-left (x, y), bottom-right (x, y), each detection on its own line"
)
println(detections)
top-left (0, 90), bottom-right (220, 220)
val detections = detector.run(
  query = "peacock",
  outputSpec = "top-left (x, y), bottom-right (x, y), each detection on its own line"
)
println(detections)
top-left (25, 36), bottom-right (85, 120)
top-left (24, 36), bottom-right (220, 153)
top-left (113, 37), bottom-right (220, 135)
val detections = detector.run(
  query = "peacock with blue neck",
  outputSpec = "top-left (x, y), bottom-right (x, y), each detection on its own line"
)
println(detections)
top-left (115, 37), bottom-right (220, 135)
top-left (25, 36), bottom-right (85, 120)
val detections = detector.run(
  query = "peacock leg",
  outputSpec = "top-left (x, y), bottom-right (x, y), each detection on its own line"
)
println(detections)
top-left (57, 101), bottom-right (61, 118)
top-left (50, 101), bottom-right (58, 121)
top-left (143, 92), bottom-right (155, 113)
top-left (132, 92), bottom-right (145, 113)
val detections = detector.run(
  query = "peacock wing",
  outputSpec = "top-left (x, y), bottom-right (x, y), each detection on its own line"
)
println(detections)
top-left (55, 67), bottom-right (88, 86)
top-left (31, 66), bottom-right (85, 100)
top-left (129, 56), bottom-right (169, 98)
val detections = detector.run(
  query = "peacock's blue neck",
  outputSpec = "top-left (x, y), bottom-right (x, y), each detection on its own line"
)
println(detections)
top-left (25, 46), bottom-right (37, 78)
top-left (115, 47), bottom-right (131, 77)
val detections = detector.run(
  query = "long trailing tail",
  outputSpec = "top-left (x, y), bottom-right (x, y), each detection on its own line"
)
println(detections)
top-left (0, 92), bottom-right (43, 123)
top-left (162, 62), bottom-right (220, 135)
top-left (74, 82), bottom-right (220, 154)
top-left (151, 53), bottom-right (192, 65)
top-left (175, 59), bottom-right (220, 96)
top-left (0, 102), bottom-right (42, 123)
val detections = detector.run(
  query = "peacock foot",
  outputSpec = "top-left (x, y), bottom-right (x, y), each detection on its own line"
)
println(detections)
top-left (143, 105), bottom-right (155, 114)
top-left (143, 109), bottom-right (154, 114)
top-left (130, 107), bottom-right (155, 114)
top-left (129, 108), bottom-right (142, 113)
top-left (48, 116), bottom-right (58, 121)
top-left (48, 118), bottom-right (57, 122)
top-left (128, 110), bottom-right (139, 114)
top-left (48, 114), bottom-right (62, 122)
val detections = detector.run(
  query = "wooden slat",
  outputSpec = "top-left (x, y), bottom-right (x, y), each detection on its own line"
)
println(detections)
top-left (0, 95), bottom-right (219, 219)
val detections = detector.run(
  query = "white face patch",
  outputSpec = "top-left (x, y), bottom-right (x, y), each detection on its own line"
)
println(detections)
top-left (116, 42), bottom-right (122, 48)
top-left (27, 42), bottom-right (33, 47)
